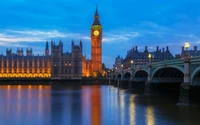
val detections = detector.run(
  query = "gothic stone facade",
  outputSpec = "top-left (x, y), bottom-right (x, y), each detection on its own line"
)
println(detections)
top-left (51, 40), bottom-right (82, 79)
top-left (0, 41), bottom-right (82, 79)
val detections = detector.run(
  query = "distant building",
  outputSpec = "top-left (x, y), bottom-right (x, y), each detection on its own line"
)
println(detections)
top-left (113, 55), bottom-right (123, 72)
top-left (176, 46), bottom-right (200, 59)
top-left (114, 46), bottom-right (174, 70)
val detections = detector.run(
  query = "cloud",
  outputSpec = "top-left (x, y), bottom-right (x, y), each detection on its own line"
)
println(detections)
top-left (0, 42), bottom-right (28, 47)
top-left (0, 28), bottom-right (141, 47)
top-left (141, 21), bottom-right (169, 31)
top-left (102, 31), bottom-right (140, 43)
top-left (0, 29), bottom-right (91, 46)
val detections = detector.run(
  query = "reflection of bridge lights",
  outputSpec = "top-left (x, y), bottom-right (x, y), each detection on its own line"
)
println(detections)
top-left (129, 95), bottom-right (136, 125)
top-left (146, 106), bottom-right (155, 125)
top-left (120, 90), bottom-right (125, 125)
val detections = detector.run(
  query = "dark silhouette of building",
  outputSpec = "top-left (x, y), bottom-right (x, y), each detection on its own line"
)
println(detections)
top-left (113, 46), bottom-right (174, 69)
top-left (113, 55), bottom-right (124, 72)
top-left (176, 46), bottom-right (200, 59)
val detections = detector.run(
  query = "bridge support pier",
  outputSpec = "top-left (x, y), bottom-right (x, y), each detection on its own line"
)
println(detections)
top-left (128, 80), bottom-right (145, 93)
top-left (114, 80), bottom-right (120, 87)
top-left (178, 82), bottom-right (190, 105)
top-left (178, 58), bottom-right (191, 105)
top-left (119, 80), bottom-right (129, 89)
top-left (144, 81), bottom-right (151, 95)
top-left (109, 79), bottom-right (115, 85)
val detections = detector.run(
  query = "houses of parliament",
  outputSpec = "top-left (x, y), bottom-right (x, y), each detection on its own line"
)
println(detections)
top-left (0, 7), bottom-right (102, 79)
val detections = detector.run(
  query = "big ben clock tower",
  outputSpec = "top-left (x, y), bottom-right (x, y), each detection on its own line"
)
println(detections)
top-left (91, 6), bottom-right (102, 74)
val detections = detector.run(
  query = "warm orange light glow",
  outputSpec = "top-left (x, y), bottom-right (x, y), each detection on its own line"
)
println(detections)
top-left (7, 85), bottom-right (11, 89)
top-left (39, 85), bottom-right (42, 89)
top-left (0, 73), bottom-right (51, 78)
top-left (146, 106), bottom-right (155, 125)
top-left (91, 86), bottom-right (101, 125)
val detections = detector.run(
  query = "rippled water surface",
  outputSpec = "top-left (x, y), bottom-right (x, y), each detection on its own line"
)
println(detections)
top-left (0, 85), bottom-right (200, 125)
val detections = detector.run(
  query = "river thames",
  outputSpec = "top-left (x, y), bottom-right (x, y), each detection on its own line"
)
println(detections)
top-left (0, 85), bottom-right (199, 125)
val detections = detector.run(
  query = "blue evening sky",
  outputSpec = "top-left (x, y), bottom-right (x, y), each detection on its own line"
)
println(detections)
top-left (0, 0), bottom-right (200, 68)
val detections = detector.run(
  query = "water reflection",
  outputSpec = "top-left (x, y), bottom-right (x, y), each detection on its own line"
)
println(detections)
top-left (0, 85), bottom-right (200, 125)
top-left (146, 106), bottom-right (155, 125)
top-left (129, 95), bottom-right (136, 125)
top-left (120, 90), bottom-right (125, 125)
top-left (90, 86), bottom-right (101, 125)
top-left (81, 86), bottom-right (91, 125)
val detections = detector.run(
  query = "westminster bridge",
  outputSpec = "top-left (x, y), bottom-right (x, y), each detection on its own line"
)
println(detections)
top-left (109, 56), bottom-right (200, 104)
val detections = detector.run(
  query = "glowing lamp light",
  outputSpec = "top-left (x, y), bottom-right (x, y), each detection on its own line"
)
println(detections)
top-left (131, 60), bottom-right (133, 64)
top-left (184, 41), bottom-right (190, 49)
top-left (148, 54), bottom-right (151, 59)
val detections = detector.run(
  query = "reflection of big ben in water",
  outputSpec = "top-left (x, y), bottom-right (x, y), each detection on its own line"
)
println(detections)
top-left (91, 6), bottom-right (102, 74)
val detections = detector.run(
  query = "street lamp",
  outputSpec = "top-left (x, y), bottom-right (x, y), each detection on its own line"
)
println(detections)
top-left (131, 60), bottom-right (133, 64)
top-left (148, 53), bottom-right (152, 63)
top-left (130, 60), bottom-right (134, 69)
top-left (121, 64), bottom-right (124, 76)
top-left (184, 41), bottom-right (190, 58)
top-left (130, 60), bottom-right (134, 79)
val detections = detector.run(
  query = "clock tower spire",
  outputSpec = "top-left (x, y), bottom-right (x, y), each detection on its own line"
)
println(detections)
top-left (91, 5), bottom-right (102, 75)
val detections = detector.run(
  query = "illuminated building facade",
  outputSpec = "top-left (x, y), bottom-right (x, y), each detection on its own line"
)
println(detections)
top-left (82, 6), bottom-right (103, 77)
top-left (0, 7), bottom-right (102, 78)
top-left (0, 42), bottom-right (51, 78)
top-left (0, 40), bottom-right (82, 79)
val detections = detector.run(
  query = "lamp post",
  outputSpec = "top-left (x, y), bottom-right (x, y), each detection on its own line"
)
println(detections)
top-left (148, 53), bottom-right (152, 63)
top-left (131, 60), bottom-right (133, 69)
top-left (121, 64), bottom-right (124, 79)
top-left (184, 41), bottom-right (190, 58)
top-left (130, 60), bottom-right (133, 79)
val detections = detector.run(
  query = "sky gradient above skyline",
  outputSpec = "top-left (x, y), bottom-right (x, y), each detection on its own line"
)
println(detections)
top-left (0, 0), bottom-right (200, 68)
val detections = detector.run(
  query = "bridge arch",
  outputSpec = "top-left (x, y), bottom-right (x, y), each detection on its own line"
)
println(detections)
top-left (117, 74), bottom-right (121, 80)
top-left (152, 66), bottom-right (184, 79)
top-left (191, 66), bottom-right (200, 85)
top-left (112, 74), bottom-right (116, 79)
top-left (133, 69), bottom-right (148, 81)
top-left (151, 66), bottom-right (184, 83)
top-left (123, 72), bottom-right (131, 80)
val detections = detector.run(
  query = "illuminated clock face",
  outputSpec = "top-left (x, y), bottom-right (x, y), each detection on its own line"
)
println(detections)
top-left (93, 30), bottom-right (99, 36)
